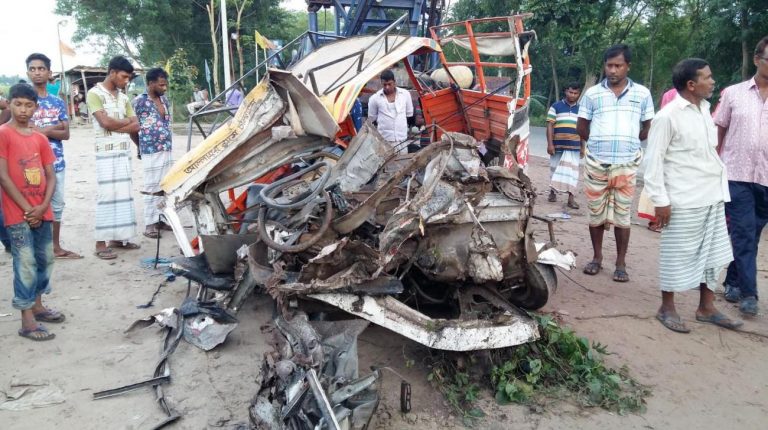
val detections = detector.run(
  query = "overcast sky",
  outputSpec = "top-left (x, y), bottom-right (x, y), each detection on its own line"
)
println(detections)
top-left (0, 0), bottom-right (99, 76)
top-left (0, 0), bottom-right (307, 77)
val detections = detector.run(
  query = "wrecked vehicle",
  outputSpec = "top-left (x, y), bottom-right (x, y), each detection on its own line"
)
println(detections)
top-left (153, 13), bottom-right (577, 429)
top-left (159, 13), bottom-right (571, 354)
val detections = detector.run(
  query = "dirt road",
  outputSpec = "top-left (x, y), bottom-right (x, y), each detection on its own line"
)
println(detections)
top-left (1, 125), bottom-right (766, 429)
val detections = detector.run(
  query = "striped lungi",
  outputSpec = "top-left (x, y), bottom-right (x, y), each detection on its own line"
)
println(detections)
top-left (659, 202), bottom-right (733, 292)
top-left (142, 151), bottom-right (173, 227)
top-left (583, 151), bottom-right (641, 228)
top-left (95, 149), bottom-right (137, 241)
top-left (550, 150), bottom-right (580, 194)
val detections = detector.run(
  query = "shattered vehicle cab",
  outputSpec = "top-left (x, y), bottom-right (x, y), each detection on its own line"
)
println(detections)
top-left (160, 14), bottom-right (565, 354)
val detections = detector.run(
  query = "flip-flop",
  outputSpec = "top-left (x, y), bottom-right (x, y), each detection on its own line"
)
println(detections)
top-left (656, 312), bottom-right (690, 333)
top-left (647, 222), bottom-right (663, 233)
top-left (34, 309), bottom-right (66, 323)
top-left (583, 261), bottom-right (602, 275)
top-left (143, 230), bottom-right (161, 239)
top-left (55, 250), bottom-right (84, 259)
top-left (613, 267), bottom-right (630, 282)
top-left (110, 241), bottom-right (141, 250)
top-left (696, 313), bottom-right (743, 330)
top-left (18, 324), bottom-right (56, 341)
top-left (94, 248), bottom-right (117, 260)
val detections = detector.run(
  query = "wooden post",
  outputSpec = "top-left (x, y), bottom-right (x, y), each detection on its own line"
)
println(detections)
top-left (80, 69), bottom-right (89, 123)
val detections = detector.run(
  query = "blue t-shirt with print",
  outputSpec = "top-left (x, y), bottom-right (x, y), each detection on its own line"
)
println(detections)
top-left (132, 93), bottom-right (173, 155)
top-left (31, 94), bottom-right (69, 172)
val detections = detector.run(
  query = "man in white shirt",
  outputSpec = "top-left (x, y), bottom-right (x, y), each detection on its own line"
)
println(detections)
top-left (368, 69), bottom-right (413, 152)
top-left (644, 58), bottom-right (742, 333)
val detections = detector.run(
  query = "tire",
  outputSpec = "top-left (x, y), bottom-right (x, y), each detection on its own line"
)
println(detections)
top-left (509, 263), bottom-right (557, 310)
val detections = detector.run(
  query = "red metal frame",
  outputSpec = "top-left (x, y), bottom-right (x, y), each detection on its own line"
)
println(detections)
top-left (429, 14), bottom-right (532, 101)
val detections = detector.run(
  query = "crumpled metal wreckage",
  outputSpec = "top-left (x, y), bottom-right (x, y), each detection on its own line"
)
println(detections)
top-left (251, 314), bottom-right (379, 430)
top-left (164, 109), bottom-right (567, 347)
top-left (150, 15), bottom-right (576, 428)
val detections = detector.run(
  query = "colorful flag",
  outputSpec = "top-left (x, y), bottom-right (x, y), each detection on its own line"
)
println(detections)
top-left (59, 40), bottom-right (76, 57)
top-left (254, 30), bottom-right (276, 50)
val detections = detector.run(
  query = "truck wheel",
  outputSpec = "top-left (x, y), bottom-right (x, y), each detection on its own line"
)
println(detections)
top-left (510, 263), bottom-right (557, 310)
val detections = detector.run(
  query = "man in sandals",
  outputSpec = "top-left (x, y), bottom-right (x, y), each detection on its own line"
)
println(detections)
top-left (25, 53), bottom-right (82, 260)
top-left (577, 44), bottom-right (654, 282)
top-left (645, 58), bottom-right (742, 333)
top-left (546, 82), bottom-right (584, 208)
top-left (0, 84), bottom-right (66, 341)
top-left (130, 68), bottom-right (173, 239)
top-left (86, 56), bottom-right (141, 260)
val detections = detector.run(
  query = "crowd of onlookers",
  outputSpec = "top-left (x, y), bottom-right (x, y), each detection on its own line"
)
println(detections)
top-left (1, 34), bottom-right (766, 342)
top-left (542, 38), bottom-right (768, 333)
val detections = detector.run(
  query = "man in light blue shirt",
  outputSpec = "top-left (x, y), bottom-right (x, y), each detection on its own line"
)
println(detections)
top-left (577, 44), bottom-right (654, 283)
top-left (225, 84), bottom-right (244, 108)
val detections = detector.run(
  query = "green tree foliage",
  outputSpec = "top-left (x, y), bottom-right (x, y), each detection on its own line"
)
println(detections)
top-left (56, 0), bottom-right (296, 93)
top-left (450, 0), bottom-right (768, 107)
top-left (165, 48), bottom-right (199, 121)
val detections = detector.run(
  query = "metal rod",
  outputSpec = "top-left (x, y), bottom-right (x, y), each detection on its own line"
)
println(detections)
top-left (306, 369), bottom-right (341, 430)
top-left (92, 375), bottom-right (170, 400)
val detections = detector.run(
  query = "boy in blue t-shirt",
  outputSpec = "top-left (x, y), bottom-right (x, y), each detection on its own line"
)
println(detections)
top-left (26, 53), bottom-right (81, 259)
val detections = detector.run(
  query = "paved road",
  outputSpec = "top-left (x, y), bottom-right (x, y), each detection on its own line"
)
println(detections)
top-left (529, 126), bottom-right (548, 159)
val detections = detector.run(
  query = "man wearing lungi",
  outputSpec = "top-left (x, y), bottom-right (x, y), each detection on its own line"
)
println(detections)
top-left (86, 56), bottom-right (140, 260)
top-left (713, 35), bottom-right (768, 317)
top-left (546, 82), bottom-right (584, 209)
top-left (131, 68), bottom-right (173, 239)
top-left (577, 44), bottom-right (654, 282)
top-left (645, 58), bottom-right (742, 333)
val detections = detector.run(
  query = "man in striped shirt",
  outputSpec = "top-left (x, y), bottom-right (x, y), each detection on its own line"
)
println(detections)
top-left (577, 44), bottom-right (655, 283)
top-left (546, 82), bottom-right (583, 208)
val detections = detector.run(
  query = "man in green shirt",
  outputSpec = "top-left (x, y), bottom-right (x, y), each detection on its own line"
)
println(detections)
top-left (85, 56), bottom-right (140, 260)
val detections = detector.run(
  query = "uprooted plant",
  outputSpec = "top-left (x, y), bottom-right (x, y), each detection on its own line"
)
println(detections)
top-left (426, 314), bottom-right (651, 422)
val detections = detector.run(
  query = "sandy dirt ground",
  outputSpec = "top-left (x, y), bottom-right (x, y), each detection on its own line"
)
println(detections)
top-left (1, 124), bottom-right (766, 430)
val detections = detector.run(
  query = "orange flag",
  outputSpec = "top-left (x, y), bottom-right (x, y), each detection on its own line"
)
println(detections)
top-left (59, 40), bottom-right (76, 57)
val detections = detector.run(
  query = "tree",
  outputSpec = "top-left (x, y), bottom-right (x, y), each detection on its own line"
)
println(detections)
top-left (166, 48), bottom-right (198, 120)
top-left (57, 0), bottom-right (292, 97)
top-left (231, 0), bottom-right (254, 79)
top-left (200, 0), bottom-right (221, 94)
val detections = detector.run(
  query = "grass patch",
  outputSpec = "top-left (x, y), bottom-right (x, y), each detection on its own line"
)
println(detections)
top-left (426, 314), bottom-right (650, 424)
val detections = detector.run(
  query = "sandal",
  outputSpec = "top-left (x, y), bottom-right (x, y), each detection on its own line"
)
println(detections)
top-left (696, 312), bottom-right (743, 330)
top-left (647, 222), bottom-right (663, 233)
top-left (34, 309), bottom-right (66, 323)
top-left (55, 250), bottom-right (84, 259)
top-left (567, 201), bottom-right (580, 210)
top-left (94, 248), bottom-right (117, 260)
top-left (583, 261), bottom-right (602, 275)
top-left (18, 324), bottom-right (56, 341)
top-left (613, 267), bottom-right (630, 282)
top-left (109, 241), bottom-right (141, 250)
top-left (143, 230), bottom-right (161, 239)
top-left (656, 312), bottom-right (690, 333)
